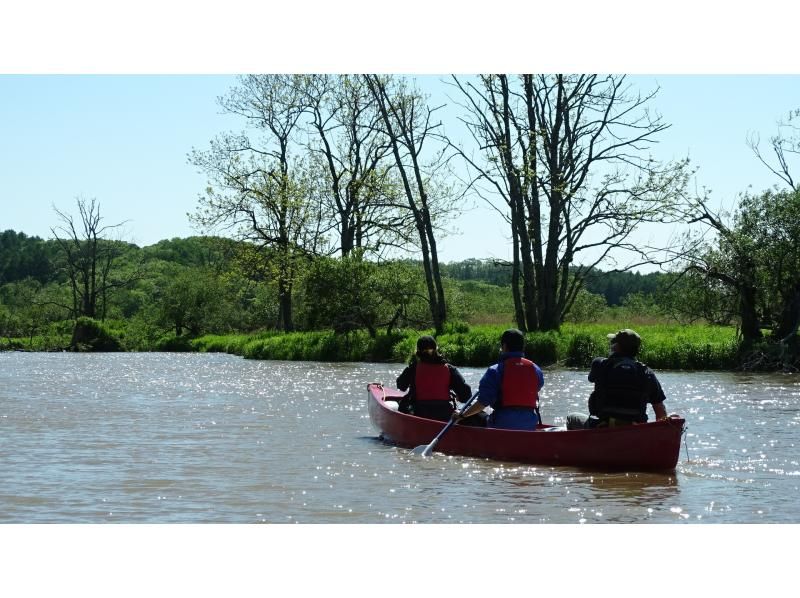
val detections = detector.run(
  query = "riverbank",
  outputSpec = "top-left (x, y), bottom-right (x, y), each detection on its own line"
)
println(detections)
top-left (187, 323), bottom-right (741, 370)
top-left (8, 321), bottom-right (790, 371)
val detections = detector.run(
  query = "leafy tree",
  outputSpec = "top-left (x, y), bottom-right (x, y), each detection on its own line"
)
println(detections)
top-left (299, 255), bottom-right (429, 336)
top-left (0, 278), bottom-right (70, 347)
top-left (157, 268), bottom-right (227, 337)
top-left (141, 236), bottom-right (240, 270)
top-left (564, 289), bottom-right (608, 323)
top-left (738, 188), bottom-right (800, 340)
top-left (672, 187), bottom-right (800, 346)
top-left (656, 271), bottom-right (736, 326)
top-left (440, 259), bottom-right (514, 286)
top-left (0, 230), bottom-right (57, 284)
top-left (190, 75), bottom-right (325, 332)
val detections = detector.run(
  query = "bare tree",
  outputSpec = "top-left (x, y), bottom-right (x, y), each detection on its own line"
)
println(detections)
top-left (452, 74), bottom-right (691, 331)
top-left (51, 197), bottom-right (138, 346)
top-left (364, 74), bottom-right (453, 334)
top-left (449, 74), bottom-right (537, 331)
top-left (298, 74), bottom-right (413, 257)
top-left (748, 108), bottom-right (800, 191)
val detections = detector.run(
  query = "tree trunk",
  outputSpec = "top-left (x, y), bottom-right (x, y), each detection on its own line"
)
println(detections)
top-left (424, 213), bottom-right (447, 333)
top-left (414, 213), bottom-right (443, 334)
top-left (278, 276), bottom-right (294, 332)
top-left (777, 286), bottom-right (800, 341)
top-left (510, 221), bottom-right (527, 332)
top-left (738, 284), bottom-right (762, 348)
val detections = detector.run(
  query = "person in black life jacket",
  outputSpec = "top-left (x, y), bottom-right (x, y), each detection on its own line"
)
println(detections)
top-left (566, 328), bottom-right (668, 430)
top-left (396, 335), bottom-right (472, 422)
top-left (452, 328), bottom-right (544, 431)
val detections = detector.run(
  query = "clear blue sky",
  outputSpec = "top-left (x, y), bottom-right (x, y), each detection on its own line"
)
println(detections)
top-left (2, 74), bottom-right (798, 263)
top-left (2, 3), bottom-right (799, 266)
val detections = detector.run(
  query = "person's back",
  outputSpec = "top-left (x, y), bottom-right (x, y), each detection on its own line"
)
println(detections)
top-left (454, 329), bottom-right (543, 431)
top-left (396, 335), bottom-right (471, 421)
top-left (488, 351), bottom-right (542, 430)
top-left (568, 329), bottom-right (667, 429)
top-left (589, 354), bottom-right (653, 424)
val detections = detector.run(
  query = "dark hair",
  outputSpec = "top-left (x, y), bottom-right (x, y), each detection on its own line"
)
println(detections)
top-left (412, 335), bottom-right (446, 365)
top-left (416, 335), bottom-right (437, 353)
top-left (501, 328), bottom-right (525, 352)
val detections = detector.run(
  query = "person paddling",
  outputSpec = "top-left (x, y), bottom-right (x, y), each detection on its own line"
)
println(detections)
top-left (567, 328), bottom-right (668, 429)
top-left (452, 328), bottom-right (544, 431)
top-left (396, 335), bottom-right (472, 421)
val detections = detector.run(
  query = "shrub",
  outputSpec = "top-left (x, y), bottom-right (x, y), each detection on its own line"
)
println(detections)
top-left (154, 334), bottom-right (193, 352)
top-left (525, 332), bottom-right (559, 366)
top-left (71, 317), bottom-right (123, 352)
top-left (566, 333), bottom-right (602, 368)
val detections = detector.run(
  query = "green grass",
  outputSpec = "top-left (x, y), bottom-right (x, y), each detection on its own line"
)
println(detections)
top-left (3, 320), bottom-right (742, 371)
top-left (193, 329), bottom-right (418, 363)
top-left (561, 323), bottom-right (739, 370)
top-left (214, 322), bottom-right (736, 370)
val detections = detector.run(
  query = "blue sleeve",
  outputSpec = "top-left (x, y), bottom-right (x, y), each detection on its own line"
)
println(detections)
top-left (535, 364), bottom-right (544, 389)
top-left (478, 365), bottom-right (500, 407)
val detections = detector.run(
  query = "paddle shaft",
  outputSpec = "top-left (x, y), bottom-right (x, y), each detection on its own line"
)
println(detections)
top-left (416, 392), bottom-right (481, 457)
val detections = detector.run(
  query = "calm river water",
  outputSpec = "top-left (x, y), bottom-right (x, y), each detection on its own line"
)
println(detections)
top-left (1, 352), bottom-right (798, 524)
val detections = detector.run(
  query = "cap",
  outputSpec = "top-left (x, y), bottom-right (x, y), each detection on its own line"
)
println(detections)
top-left (607, 329), bottom-right (641, 355)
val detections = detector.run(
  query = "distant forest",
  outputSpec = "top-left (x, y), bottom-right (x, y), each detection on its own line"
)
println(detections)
top-left (0, 227), bottom-right (677, 353)
top-left (440, 259), bottom-right (661, 306)
top-left (1, 230), bottom-right (660, 305)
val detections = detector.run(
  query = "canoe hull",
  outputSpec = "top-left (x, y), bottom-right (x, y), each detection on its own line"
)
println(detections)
top-left (367, 383), bottom-right (684, 472)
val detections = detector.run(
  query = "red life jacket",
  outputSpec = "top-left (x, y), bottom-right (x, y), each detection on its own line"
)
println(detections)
top-left (499, 357), bottom-right (540, 408)
top-left (414, 362), bottom-right (451, 402)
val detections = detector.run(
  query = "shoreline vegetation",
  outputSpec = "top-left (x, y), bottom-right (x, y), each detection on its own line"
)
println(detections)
top-left (190, 323), bottom-right (742, 371)
top-left (2, 320), bottom-right (770, 372)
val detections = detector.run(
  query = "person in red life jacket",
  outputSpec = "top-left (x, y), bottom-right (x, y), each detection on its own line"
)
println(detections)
top-left (396, 335), bottom-right (472, 421)
top-left (566, 328), bottom-right (668, 429)
top-left (452, 328), bottom-right (544, 431)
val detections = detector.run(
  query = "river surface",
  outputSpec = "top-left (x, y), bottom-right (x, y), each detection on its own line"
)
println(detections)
top-left (1, 352), bottom-right (798, 523)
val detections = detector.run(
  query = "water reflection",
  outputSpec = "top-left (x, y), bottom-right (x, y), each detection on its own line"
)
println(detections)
top-left (582, 471), bottom-right (678, 501)
top-left (1, 354), bottom-right (799, 523)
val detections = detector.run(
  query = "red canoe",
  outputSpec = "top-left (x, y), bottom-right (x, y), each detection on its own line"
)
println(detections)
top-left (367, 383), bottom-right (685, 472)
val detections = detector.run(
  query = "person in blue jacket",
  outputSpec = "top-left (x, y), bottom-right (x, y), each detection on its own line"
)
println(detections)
top-left (452, 328), bottom-right (544, 431)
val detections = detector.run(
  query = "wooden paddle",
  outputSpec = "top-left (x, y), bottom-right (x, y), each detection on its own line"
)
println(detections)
top-left (410, 392), bottom-right (481, 457)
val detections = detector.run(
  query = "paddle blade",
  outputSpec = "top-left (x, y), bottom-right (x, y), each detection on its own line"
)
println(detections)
top-left (410, 442), bottom-right (436, 457)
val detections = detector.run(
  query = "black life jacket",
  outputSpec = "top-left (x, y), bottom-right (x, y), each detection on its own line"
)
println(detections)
top-left (590, 357), bottom-right (649, 422)
top-left (414, 362), bottom-right (451, 402)
top-left (497, 357), bottom-right (540, 409)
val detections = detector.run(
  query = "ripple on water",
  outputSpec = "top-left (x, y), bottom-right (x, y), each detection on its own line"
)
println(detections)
top-left (1, 355), bottom-right (800, 522)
